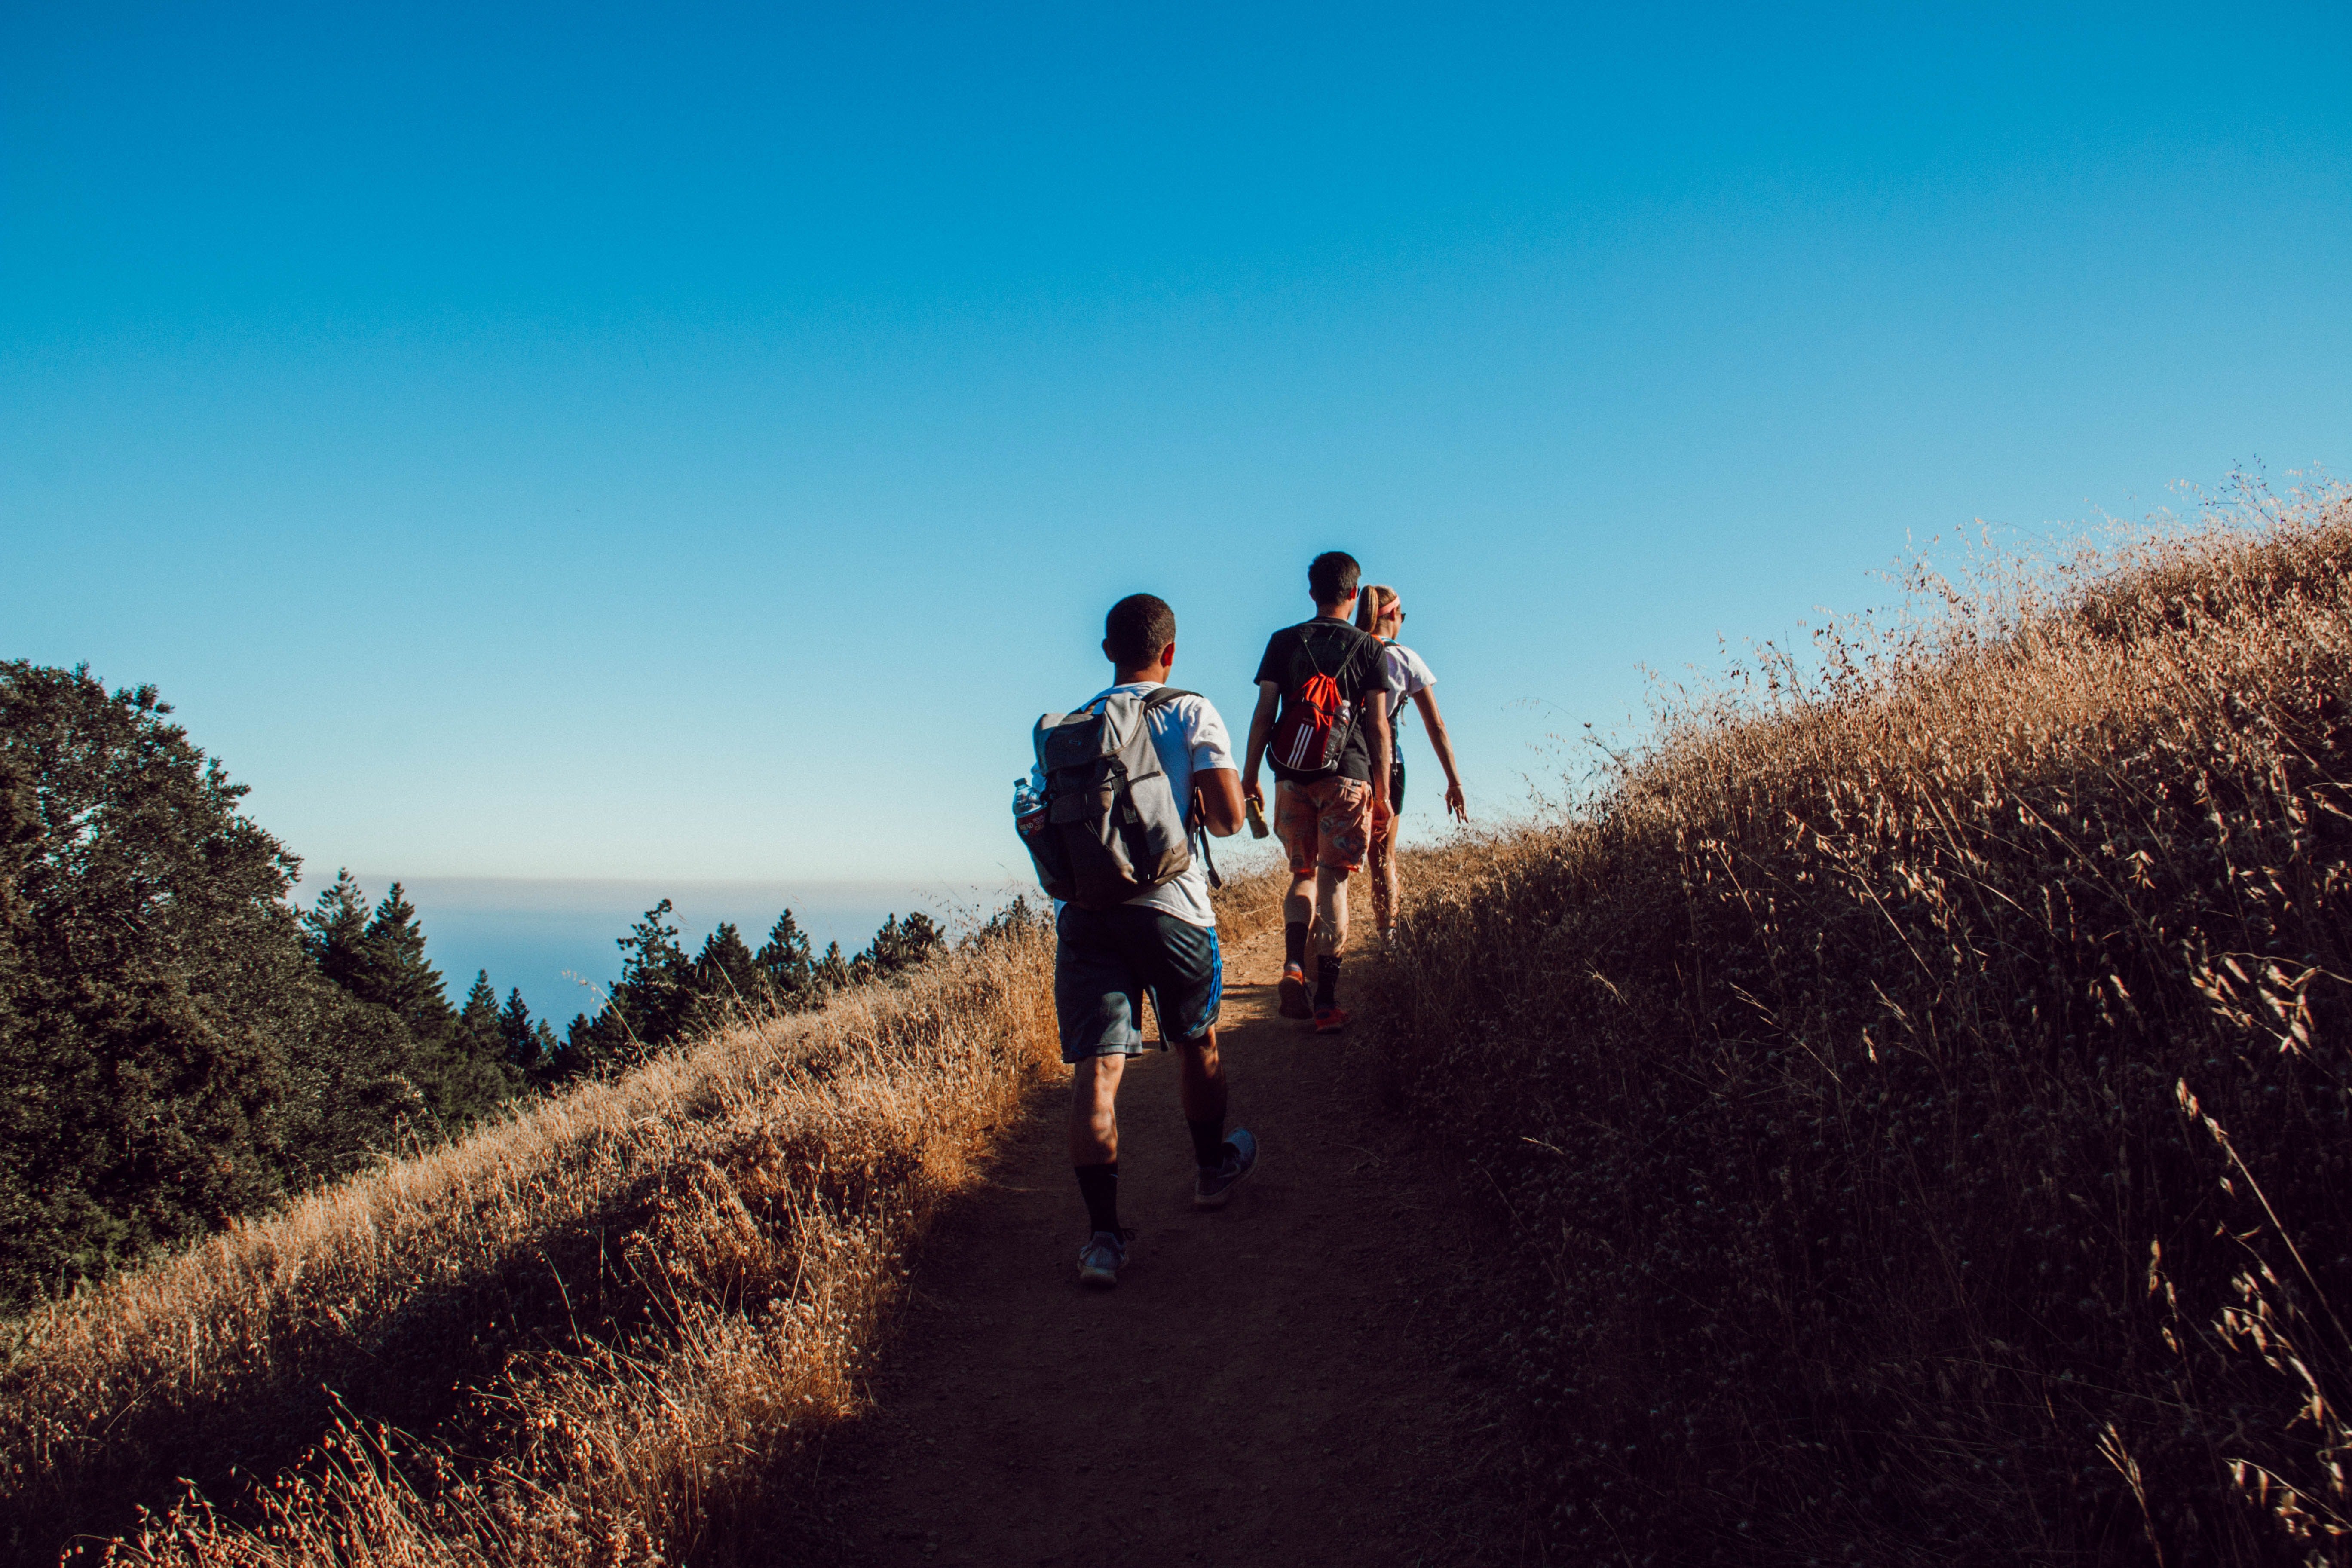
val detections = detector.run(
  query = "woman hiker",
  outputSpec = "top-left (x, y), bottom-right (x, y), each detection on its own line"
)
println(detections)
top-left (1354, 583), bottom-right (1467, 950)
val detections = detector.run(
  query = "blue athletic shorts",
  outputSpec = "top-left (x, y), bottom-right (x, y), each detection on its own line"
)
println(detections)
top-left (1052, 903), bottom-right (1223, 1062)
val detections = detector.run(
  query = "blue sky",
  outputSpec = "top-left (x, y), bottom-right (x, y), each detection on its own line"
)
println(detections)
top-left (6, 2), bottom-right (2349, 957)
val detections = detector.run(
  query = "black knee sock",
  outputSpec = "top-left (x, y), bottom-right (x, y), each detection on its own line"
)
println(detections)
top-left (1075, 1162), bottom-right (1119, 1233)
top-left (1283, 921), bottom-right (1308, 967)
top-left (1314, 953), bottom-right (1342, 1008)
top-left (1187, 1118), bottom-right (1228, 1170)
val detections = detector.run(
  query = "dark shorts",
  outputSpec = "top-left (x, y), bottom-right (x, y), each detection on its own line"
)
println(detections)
top-left (1390, 757), bottom-right (1406, 812)
top-left (1054, 903), bottom-right (1223, 1062)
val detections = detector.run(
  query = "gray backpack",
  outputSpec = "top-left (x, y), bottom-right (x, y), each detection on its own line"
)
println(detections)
top-left (1020, 688), bottom-right (1214, 910)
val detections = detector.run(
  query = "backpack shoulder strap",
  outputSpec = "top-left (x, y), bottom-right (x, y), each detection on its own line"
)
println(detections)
top-left (1142, 687), bottom-right (1197, 709)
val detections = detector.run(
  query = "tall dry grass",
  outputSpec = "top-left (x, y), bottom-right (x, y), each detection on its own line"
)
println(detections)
top-left (2, 919), bottom-right (1058, 1565)
top-left (1375, 482), bottom-right (2352, 1564)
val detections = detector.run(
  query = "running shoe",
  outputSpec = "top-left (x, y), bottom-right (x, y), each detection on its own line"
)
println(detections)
top-left (1312, 1004), bottom-right (1350, 1035)
top-left (1192, 1127), bottom-right (1260, 1210)
top-left (1077, 1228), bottom-right (1133, 1289)
top-left (1277, 963), bottom-right (1313, 1019)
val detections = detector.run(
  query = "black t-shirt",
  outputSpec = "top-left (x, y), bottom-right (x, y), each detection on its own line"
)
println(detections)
top-left (1254, 618), bottom-right (1387, 782)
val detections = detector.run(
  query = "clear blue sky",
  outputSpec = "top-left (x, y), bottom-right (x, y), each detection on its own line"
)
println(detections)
top-left (7, 1), bottom-right (2349, 897)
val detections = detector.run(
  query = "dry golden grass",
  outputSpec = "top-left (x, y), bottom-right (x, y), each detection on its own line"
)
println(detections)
top-left (2, 919), bottom-right (1060, 1565)
top-left (1372, 481), bottom-right (2352, 1564)
top-left (4, 871), bottom-right (1290, 1566)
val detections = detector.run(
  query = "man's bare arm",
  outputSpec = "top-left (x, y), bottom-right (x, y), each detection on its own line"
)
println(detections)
top-left (1193, 768), bottom-right (1244, 837)
top-left (1241, 682), bottom-right (1280, 805)
top-left (1366, 690), bottom-right (1393, 791)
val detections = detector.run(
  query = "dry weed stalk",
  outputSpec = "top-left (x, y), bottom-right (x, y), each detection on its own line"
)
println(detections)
top-left (1375, 481), bottom-right (2352, 1564)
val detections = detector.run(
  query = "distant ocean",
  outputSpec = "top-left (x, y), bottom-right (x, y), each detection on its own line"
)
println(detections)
top-left (291, 875), bottom-right (1031, 1028)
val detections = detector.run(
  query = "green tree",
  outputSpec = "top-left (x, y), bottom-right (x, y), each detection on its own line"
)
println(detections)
top-left (859, 911), bottom-right (946, 979)
top-left (0, 664), bottom-right (429, 1308)
top-left (351, 884), bottom-right (456, 1044)
top-left (301, 870), bottom-right (373, 991)
top-left (419, 970), bottom-right (522, 1128)
top-left (562, 900), bottom-right (695, 1075)
top-left (687, 921), bottom-right (759, 1031)
top-left (499, 987), bottom-right (556, 1077)
top-left (756, 907), bottom-right (817, 1010)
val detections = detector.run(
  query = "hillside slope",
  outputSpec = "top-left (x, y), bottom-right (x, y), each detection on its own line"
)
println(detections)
top-left (1372, 486), bottom-right (2352, 1564)
top-left (1, 921), bottom-right (1058, 1564)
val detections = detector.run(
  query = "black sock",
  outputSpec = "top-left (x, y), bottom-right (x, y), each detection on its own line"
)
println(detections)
top-left (1315, 953), bottom-right (1341, 1008)
top-left (1075, 1162), bottom-right (1119, 1233)
top-left (1283, 922), bottom-right (1308, 967)
top-left (1187, 1118), bottom-right (1228, 1170)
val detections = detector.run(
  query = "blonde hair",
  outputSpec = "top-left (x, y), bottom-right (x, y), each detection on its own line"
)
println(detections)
top-left (1355, 584), bottom-right (1400, 634)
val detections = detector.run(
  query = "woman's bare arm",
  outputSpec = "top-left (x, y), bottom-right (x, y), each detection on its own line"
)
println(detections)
top-left (1413, 686), bottom-right (1467, 819)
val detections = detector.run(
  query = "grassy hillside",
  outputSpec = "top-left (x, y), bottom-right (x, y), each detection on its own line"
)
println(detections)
top-left (2, 920), bottom-right (1059, 1565)
top-left (1374, 485), bottom-right (2352, 1563)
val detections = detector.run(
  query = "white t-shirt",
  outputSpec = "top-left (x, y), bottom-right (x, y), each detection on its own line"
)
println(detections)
top-left (1029, 681), bottom-right (1237, 928)
top-left (1381, 643), bottom-right (1437, 740)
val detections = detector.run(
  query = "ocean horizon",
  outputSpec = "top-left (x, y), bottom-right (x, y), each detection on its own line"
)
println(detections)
top-left (292, 874), bottom-right (1033, 1027)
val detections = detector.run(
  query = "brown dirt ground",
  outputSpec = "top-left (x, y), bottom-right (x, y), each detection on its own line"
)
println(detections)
top-left (787, 926), bottom-right (1531, 1568)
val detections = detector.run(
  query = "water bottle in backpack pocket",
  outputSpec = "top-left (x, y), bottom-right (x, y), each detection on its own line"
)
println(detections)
top-left (1018, 689), bottom-right (1197, 910)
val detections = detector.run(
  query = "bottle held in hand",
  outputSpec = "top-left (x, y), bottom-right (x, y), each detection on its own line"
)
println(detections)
top-left (1245, 794), bottom-right (1270, 839)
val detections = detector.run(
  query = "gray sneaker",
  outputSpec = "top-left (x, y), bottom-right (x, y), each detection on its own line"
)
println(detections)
top-left (1078, 1228), bottom-right (1133, 1288)
top-left (1193, 1127), bottom-right (1259, 1210)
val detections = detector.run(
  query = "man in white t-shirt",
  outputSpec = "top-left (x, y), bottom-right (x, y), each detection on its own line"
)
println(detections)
top-left (1029, 594), bottom-right (1256, 1288)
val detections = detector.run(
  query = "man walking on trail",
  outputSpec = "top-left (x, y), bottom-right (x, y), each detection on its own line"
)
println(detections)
top-left (1035, 594), bottom-right (1256, 1289)
top-left (1242, 551), bottom-right (1393, 1034)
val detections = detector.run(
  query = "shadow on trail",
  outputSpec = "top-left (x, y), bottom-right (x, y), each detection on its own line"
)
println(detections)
top-left (772, 935), bottom-right (1528, 1568)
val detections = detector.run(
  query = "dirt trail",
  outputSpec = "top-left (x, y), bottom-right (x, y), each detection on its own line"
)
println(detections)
top-left (793, 927), bottom-right (1522, 1567)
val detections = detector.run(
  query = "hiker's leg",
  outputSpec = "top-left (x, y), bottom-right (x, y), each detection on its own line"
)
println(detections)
top-left (1273, 781), bottom-right (1319, 968)
top-left (1369, 804), bottom-right (1397, 935)
top-left (1069, 1050), bottom-right (1125, 1165)
top-left (1054, 903), bottom-right (1145, 1235)
top-left (1143, 911), bottom-right (1228, 1166)
top-left (1311, 778), bottom-right (1375, 1011)
top-left (1311, 777), bottom-right (1374, 956)
top-left (1313, 863), bottom-right (1351, 954)
top-left (1375, 759), bottom-right (1403, 933)
top-left (1284, 872), bottom-right (1315, 930)
top-left (1175, 1029), bottom-right (1228, 1163)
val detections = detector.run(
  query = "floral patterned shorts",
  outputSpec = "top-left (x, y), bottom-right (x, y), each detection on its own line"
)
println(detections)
top-left (1274, 775), bottom-right (1374, 873)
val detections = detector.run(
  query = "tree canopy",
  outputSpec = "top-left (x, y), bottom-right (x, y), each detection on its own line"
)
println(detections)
top-left (0, 661), bottom-right (958, 1310)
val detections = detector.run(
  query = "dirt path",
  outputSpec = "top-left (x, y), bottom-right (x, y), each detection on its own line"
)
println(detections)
top-left (793, 927), bottom-right (1524, 1567)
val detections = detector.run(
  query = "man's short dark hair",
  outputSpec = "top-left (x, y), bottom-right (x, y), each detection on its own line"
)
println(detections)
top-left (1308, 551), bottom-right (1361, 607)
top-left (1105, 593), bottom-right (1177, 667)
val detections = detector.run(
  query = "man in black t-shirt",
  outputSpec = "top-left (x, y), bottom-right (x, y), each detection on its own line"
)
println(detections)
top-left (1241, 550), bottom-right (1393, 1033)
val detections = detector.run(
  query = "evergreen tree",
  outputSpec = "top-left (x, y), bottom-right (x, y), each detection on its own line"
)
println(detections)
top-left (555, 1012), bottom-right (599, 1082)
top-left (688, 921), bottom-right (760, 1030)
top-left (413, 970), bottom-right (522, 1129)
top-left (301, 870), bottom-right (373, 989)
top-left (859, 911), bottom-right (947, 979)
top-left (350, 884), bottom-right (456, 1043)
top-left (499, 987), bottom-right (551, 1075)
top-left (455, 971), bottom-right (502, 1057)
top-left (614, 898), bottom-right (693, 1044)
top-left (0, 664), bottom-right (432, 1308)
top-left (561, 899), bottom-right (694, 1074)
top-left (755, 907), bottom-right (816, 1010)
top-left (812, 940), bottom-right (851, 994)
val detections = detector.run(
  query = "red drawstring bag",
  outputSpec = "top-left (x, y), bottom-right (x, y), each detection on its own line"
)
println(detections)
top-left (1272, 647), bottom-right (1354, 774)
